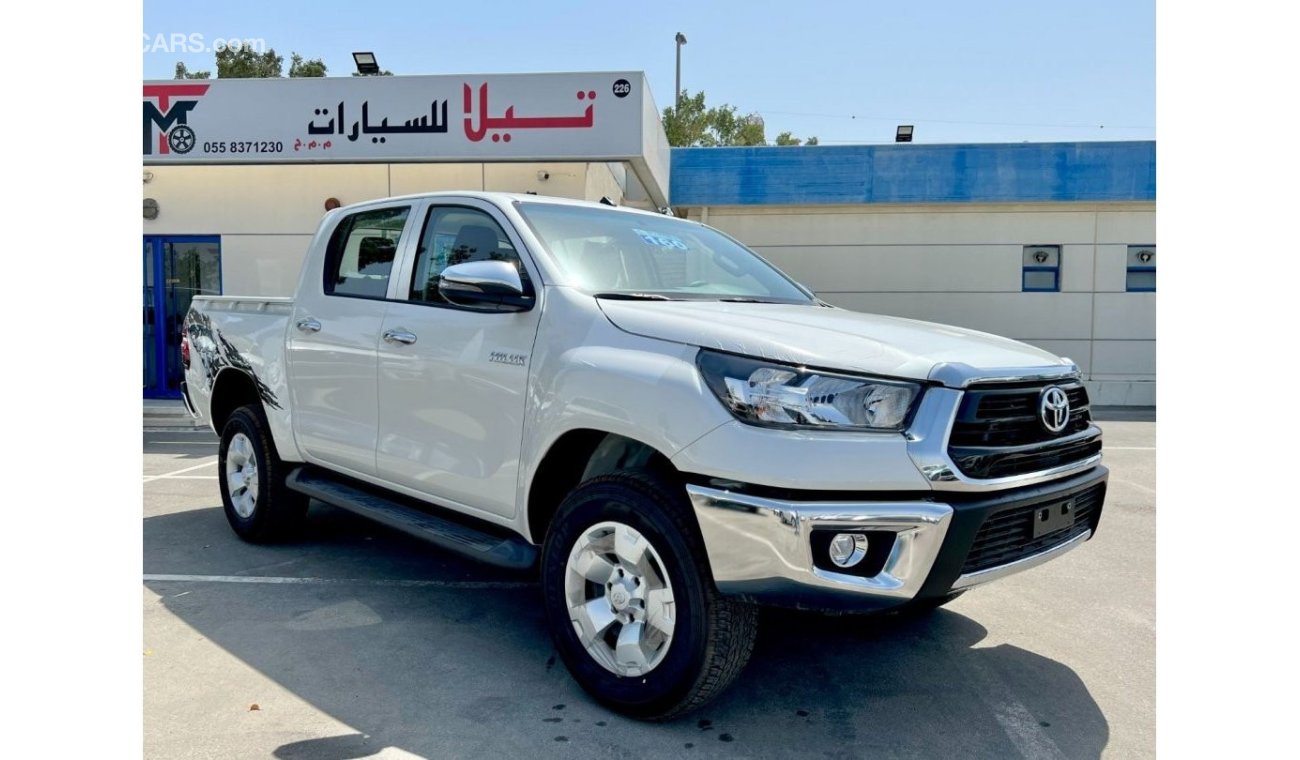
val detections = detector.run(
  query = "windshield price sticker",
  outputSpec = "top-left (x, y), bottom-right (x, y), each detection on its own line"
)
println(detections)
top-left (634, 229), bottom-right (689, 250)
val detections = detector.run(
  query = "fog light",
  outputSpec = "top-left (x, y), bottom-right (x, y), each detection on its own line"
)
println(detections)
top-left (828, 533), bottom-right (868, 568)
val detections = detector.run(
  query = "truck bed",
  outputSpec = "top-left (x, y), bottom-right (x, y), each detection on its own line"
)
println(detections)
top-left (184, 296), bottom-right (297, 458)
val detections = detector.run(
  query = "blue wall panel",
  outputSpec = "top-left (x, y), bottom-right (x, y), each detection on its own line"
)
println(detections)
top-left (669, 141), bottom-right (1155, 206)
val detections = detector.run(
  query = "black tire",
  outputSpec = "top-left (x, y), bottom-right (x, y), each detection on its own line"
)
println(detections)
top-left (218, 405), bottom-right (307, 543)
top-left (541, 471), bottom-right (758, 721)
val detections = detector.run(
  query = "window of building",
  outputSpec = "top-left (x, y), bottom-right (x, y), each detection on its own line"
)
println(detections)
top-left (1022, 245), bottom-right (1061, 292)
top-left (324, 205), bottom-right (412, 299)
top-left (1126, 245), bottom-right (1156, 292)
top-left (409, 206), bottom-right (528, 305)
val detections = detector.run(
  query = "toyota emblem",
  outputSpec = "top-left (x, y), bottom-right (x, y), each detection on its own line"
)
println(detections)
top-left (1039, 386), bottom-right (1071, 434)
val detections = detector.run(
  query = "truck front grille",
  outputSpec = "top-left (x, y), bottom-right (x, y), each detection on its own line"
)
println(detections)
top-left (946, 381), bottom-right (1100, 479)
top-left (960, 481), bottom-right (1105, 575)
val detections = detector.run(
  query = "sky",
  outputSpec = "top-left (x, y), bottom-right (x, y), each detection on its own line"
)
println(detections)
top-left (142, 0), bottom-right (1154, 145)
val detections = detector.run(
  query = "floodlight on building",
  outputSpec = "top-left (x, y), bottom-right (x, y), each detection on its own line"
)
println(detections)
top-left (896, 125), bottom-right (914, 143)
top-left (353, 52), bottom-right (381, 75)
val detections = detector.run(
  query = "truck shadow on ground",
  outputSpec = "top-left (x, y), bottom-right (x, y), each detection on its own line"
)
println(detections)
top-left (144, 504), bottom-right (1108, 759)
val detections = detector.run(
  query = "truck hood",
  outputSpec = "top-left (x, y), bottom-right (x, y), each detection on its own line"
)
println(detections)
top-left (597, 300), bottom-right (1071, 384)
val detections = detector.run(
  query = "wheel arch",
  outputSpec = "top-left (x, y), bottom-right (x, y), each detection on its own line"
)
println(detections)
top-left (526, 429), bottom-right (686, 544)
top-left (209, 368), bottom-right (263, 434)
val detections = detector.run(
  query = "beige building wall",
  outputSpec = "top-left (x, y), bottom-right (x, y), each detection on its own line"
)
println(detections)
top-left (685, 202), bottom-right (1156, 406)
top-left (144, 161), bottom-right (628, 297)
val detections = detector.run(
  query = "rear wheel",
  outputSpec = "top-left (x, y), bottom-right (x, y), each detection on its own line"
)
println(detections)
top-left (218, 405), bottom-right (307, 543)
top-left (541, 472), bottom-right (758, 720)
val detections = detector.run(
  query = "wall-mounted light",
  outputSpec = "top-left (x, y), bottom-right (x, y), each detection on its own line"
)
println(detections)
top-left (144, 198), bottom-right (159, 220)
top-left (895, 125), bottom-right (914, 143)
top-left (1127, 245), bottom-right (1156, 292)
top-left (143, 170), bottom-right (154, 184)
top-left (1023, 245), bottom-right (1061, 292)
top-left (324, 197), bottom-right (342, 211)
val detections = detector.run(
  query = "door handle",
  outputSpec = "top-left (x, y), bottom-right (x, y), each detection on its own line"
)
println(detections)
top-left (383, 328), bottom-right (418, 345)
top-left (296, 318), bottom-right (322, 333)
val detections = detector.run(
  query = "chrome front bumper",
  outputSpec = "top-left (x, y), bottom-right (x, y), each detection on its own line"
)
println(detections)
top-left (686, 468), bottom-right (1105, 611)
top-left (687, 484), bottom-right (954, 609)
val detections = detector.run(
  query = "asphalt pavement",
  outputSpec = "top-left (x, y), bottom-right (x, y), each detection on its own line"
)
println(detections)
top-left (143, 420), bottom-right (1155, 759)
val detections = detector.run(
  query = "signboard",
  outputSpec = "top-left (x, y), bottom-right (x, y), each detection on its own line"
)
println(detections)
top-left (143, 71), bottom-right (652, 162)
top-left (142, 71), bottom-right (668, 205)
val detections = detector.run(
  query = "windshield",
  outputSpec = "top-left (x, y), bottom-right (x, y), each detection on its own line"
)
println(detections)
top-left (515, 202), bottom-right (814, 303)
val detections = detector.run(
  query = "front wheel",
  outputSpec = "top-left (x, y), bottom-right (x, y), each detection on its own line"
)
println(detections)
top-left (541, 472), bottom-right (758, 720)
top-left (218, 405), bottom-right (306, 543)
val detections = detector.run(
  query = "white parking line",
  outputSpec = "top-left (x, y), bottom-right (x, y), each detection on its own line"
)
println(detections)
top-left (143, 573), bottom-right (534, 589)
top-left (142, 460), bottom-right (218, 482)
top-left (1115, 478), bottom-right (1157, 495)
top-left (153, 475), bottom-right (219, 480)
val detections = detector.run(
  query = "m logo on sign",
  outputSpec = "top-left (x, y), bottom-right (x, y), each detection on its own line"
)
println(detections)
top-left (1038, 386), bottom-right (1071, 434)
top-left (143, 83), bottom-right (209, 155)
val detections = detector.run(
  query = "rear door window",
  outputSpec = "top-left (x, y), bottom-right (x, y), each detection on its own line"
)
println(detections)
top-left (324, 205), bottom-right (412, 299)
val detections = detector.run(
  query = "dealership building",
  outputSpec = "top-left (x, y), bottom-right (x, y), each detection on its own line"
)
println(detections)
top-left (143, 72), bottom-right (1155, 406)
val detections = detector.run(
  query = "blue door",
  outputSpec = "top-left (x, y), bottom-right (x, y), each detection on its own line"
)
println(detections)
top-left (143, 236), bottom-right (221, 398)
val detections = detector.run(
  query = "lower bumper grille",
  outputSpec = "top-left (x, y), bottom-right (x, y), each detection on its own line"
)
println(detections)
top-left (960, 481), bottom-right (1105, 575)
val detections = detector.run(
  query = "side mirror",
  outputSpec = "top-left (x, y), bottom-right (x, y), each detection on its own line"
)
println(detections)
top-left (438, 260), bottom-right (533, 311)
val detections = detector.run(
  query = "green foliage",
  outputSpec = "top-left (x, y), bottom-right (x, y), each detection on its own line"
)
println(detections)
top-left (174, 48), bottom-right (332, 79)
top-left (173, 62), bottom-right (210, 80)
top-left (663, 90), bottom-right (816, 147)
top-left (663, 91), bottom-right (763, 147)
top-left (215, 46), bottom-right (284, 78)
top-left (774, 131), bottom-right (820, 146)
top-left (288, 53), bottom-right (328, 78)
top-left (351, 69), bottom-right (395, 77)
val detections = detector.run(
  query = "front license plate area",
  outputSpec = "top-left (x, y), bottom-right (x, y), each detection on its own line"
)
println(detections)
top-left (1031, 498), bottom-right (1075, 538)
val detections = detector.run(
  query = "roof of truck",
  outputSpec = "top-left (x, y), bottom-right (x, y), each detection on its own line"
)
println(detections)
top-left (335, 191), bottom-right (671, 220)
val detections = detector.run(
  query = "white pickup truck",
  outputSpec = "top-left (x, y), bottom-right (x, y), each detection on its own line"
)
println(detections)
top-left (183, 191), bottom-right (1107, 719)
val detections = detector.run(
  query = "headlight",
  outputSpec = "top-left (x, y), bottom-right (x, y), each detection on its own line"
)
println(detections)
top-left (697, 350), bottom-right (922, 431)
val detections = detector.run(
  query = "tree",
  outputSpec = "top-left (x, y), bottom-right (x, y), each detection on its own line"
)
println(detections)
top-left (215, 46), bottom-right (283, 78)
top-left (174, 62), bottom-right (210, 80)
top-left (774, 131), bottom-right (820, 146)
top-left (172, 47), bottom-right (329, 79)
top-left (663, 90), bottom-right (816, 147)
top-left (662, 91), bottom-right (763, 147)
top-left (351, 69), bottom-right (394, 77)
top-left (288, 53), bottom-right (328, 78)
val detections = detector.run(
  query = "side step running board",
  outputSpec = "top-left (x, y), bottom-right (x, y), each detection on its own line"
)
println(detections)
top-left (286, 468), bottom-right (537, 570)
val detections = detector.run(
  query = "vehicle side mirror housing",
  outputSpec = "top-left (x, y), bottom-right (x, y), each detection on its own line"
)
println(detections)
top-left (438, 260), bottom-right (533, 311)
